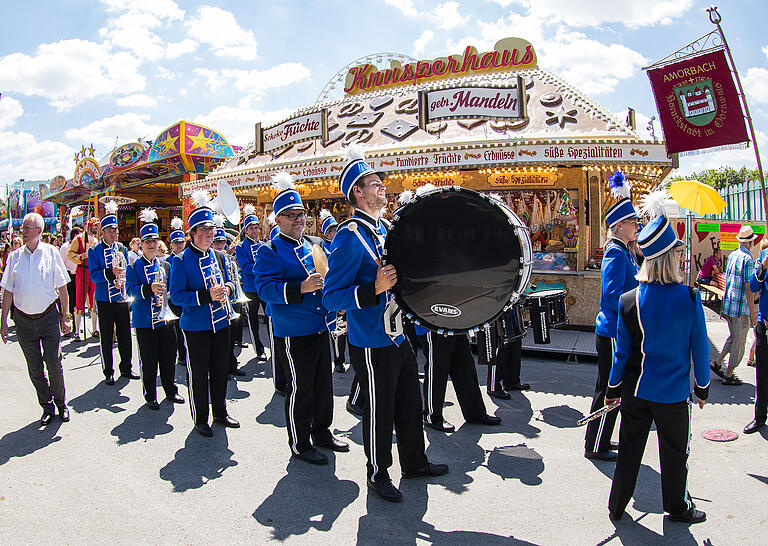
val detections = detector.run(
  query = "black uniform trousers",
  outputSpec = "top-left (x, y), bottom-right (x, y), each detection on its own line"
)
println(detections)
top-left (423, 332), bottom-right (487, 425)
top-left (182, 326), bottom-right (230, 425)
top-left (228, 304), bottom-right (240, 373)
top-left (349, 342), bottom-right (428, 484)
top-left (231, 302), bottom-right (243, 346)
top-left (349, 373), bottom-right (364, 406)
top-left (169, 302), bottom-right (186, 365)
top-left (66, 272), bottom-right (76, 315)
top-left (269, 318), bottom-right (288, 392)
top-left (244, 292), bottom-right (266, 353)
top-left (135, 325), bottom-right (178, 402)
top-left (282, 331), bottom-right (334, 454)
top-left (609, 393), bottom-right (693, 516)
top-left (96, 300), bottom-right (132, 377)
top-left (476, 329), bottom-right (523, 391)
top-left (585, 334), bottom-right (619, 453)
top-left (752, 322), bottom-right (768, 424)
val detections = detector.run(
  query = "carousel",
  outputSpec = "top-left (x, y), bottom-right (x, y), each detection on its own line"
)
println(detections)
top-left (184, 37), bottom-right (675, 327)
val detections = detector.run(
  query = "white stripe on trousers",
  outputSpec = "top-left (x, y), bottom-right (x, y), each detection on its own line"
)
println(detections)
top-left (425, 332), bottom-right (435, 422)
top-left (284, 337), bottom-right (300, 454)
top-left (350, 381), bottom-right (361, 405)
top-left (365, 348), bottom-right (379, 481)
top-left (135, 328), bottom-right (147, 400)
top-left (181, 331), bottom-right (197, 424)
top-left (684, 399), bottom-right (693, 510)
top-left (268, 317), bottom-right (278, 389)
top-left (593, 337), bottom-right (616, 453)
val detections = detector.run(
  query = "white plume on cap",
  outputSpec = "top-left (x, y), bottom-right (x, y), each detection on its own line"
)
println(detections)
top-left (641, 189), bottom-right (673, 220)
top-left (104, 200), bottom-right (118, 214)
top-left (273, 172), bottom-right (295, 192)
top-left (213, 213), bottom-right (225, 227)
top-left (267, 211), bottom-right (276, 226)
top-left (489, 192), bottom-right (503, 203)
top-left (170, 217), bottom-right (183, 230)
top-left (191, 190), bottom-right (210, 208)
top-left (608, 171), bottom-right (631, 200)
top-left (319, 208), bottom-right (333, 221)
top-left (243, 204), bottom-right (255, 216)
top-left (139, 207), bottom-right (157, 223)
top-left (343, 143), bottom-right (366, 163)
top-left (415, 183), bottom-right (436, 196)
top-left (398, 189), bottom-right (414, 205)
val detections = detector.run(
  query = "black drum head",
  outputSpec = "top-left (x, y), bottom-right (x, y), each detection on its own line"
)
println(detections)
top-left (385, 187), bottom-right (522, 332)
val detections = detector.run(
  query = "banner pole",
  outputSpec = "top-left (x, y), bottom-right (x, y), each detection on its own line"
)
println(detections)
top-left (708, 6), bottom-right (768, 222)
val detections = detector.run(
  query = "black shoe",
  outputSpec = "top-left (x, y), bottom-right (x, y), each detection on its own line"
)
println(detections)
top-left (488, 389), bottom-right (511, 400)
top-left (121, 372), bottom-right (140, 380)
top-left (295, 447), bottom-right (328, 465)
top-left (41, 411), bottom-right (54, 426)
top-left (667, 508), bottom-right (706, 524)
top-left (167, 393), bottom-right (185, 404)
top-left (57, 405), bottom-right (70, 422)
top-left (213, 415), bottom-right (240, 428)
top-left (424, 418), bottom-right (455, 433)
top-left (505, 382), bottom-right (530, 391)
top-left (105, 374), bottom-right (115, 386)
top-left (609, 441), bottom-right (619, 451)
top-left (314, 434), bottom-right (350, 452)
top-left (234, 341), bottom-right (248, 348)
top-left (367, 479), bottom-right (402, 502)
top-left (402, 462), bottom-right (450, 479)
top-left (257, 349), bottom-right (267, 361)
top-left (346, 400), bottom-right (364, 417)
top-left (467, 414), bottom-right (502, 426)
top-left (334, 362), bottom-right (346, 373)
top-left (722, 374), bottom-right (743, 386)
top-left (229, 368), bottom-right (246, 377)
top-left (195, 423), bottom-right (213, 437)
top-left (744, 420), bottom-right (766, 434)
top-left (585, 450), bottom-right (617, 461)
top-left (609, 511), bottom-right (623, 521)
top-left (146, 400), bottom-right (160, 410)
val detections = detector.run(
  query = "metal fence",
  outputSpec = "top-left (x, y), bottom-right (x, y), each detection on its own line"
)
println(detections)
top-left (706, 179), bottom-right (766, 222)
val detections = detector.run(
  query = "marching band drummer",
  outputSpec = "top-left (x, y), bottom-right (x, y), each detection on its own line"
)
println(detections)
top-left (323, 146), bottom-right (448, 503)
top-left (585, 171), bottom-right (639, 462)
top-left (126, 208), bottom-right (185, 410)
top-left (319, 209), bottom-right (348, 374)
top-left (168, 218), bottom-right (187, 367)
top-left (254, 173), bottom-right (348, 465)
top-left (212, 217), bottom-right (245, 378)
top-left (606, 190), bottom-right (709, 524)
top-left (235, 204), bottom-right (267, 360)
top-left (88, 201), bottom-right (137, 385)
top-left (169, 192), bottom-right (240, 438)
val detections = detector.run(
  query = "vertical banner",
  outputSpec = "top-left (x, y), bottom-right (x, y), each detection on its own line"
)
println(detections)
top-left (647, 49), bottom-right (748, 155)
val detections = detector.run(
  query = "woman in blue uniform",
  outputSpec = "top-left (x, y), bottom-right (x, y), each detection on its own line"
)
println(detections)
top-left (585, 171), bottom-right (640, 461)
top-left (126, 208), bottom-right (184, 410)
top-left (169, 192), bottom-right (239, 438)
top-left (605, 191), bottom-right (709, 524)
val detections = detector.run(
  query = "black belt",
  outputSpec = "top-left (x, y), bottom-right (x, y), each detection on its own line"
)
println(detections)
top-left (14, 301), bottom-right (58, 320)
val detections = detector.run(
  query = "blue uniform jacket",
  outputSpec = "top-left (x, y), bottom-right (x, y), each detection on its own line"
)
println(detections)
top-left (323, 210), bottom-right (391, 349)
top-left (169, 244), bottom-right (234, 332)
top-left (750, 249), bottom-right (768, 322)
top-left (235, 237), bottom-right (260, 293)
top-left (254, 232), bottom-right (327, 337)
top-left (595, 239), bottom-right (639, 338)
top-left (88, 240), bottom-right (128, 303)
top-left (607, 283), bottom-right (710, 403)
top-left (126, 256), bottom-right (169, 329)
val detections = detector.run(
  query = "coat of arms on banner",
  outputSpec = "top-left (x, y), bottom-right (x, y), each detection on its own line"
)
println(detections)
top-left (674, 79), bottom-right (717, 126)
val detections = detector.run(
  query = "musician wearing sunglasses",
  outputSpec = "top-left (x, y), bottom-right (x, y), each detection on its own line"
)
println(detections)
top-left (125, 208), bottom-right (184, 410)
top-left (323, 147), bottom-right (448, 503)
top-left (169, 192), bottom-right (240, 438)
top-left (254, 173), bottom-right (348, 466)
top-left (605, 191), bottom-right (709, 524)
top-left (88, 200), bottom-right (137, 385)
top-left (585, 172), bottom-right (639, 462)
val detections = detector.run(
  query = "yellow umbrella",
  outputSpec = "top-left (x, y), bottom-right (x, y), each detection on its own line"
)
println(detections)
top-left (668, 179), bottom-right (726, 215)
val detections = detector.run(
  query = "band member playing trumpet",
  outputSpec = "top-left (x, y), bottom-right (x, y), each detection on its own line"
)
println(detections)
top-left (236, 204), bottom-right (267, 360)
top-left (323, 146), bottom-right (448, 502)
top-left (606, 190), bottom-right (709, 524)
top-left (212, 218), bottom-right (245, 378)
top-left (126, 208), bottom-right (184, 410)
top-left (67, 217), bottom-right (99, 340)
top-left (255, 173), bottom-right (348, 465)
top-left (88, 200), bottom-right (136, 385)
top-left (170, 192), bottom-right (240, 438)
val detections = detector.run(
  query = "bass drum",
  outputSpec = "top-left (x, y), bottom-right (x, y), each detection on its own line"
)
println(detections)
top-left (384, 186), bottom-right (533, 333)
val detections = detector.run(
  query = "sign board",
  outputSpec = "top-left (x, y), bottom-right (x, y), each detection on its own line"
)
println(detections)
top-left (255, 109), bottom-right (328, 154)
top-left (487, 172), bottom-right (557, 187)
top-left (418, 79), bottom-right (526, 129)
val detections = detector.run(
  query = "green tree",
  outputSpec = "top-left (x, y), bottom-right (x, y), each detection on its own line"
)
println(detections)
top-left (669, 166), bottom-right (760, 189)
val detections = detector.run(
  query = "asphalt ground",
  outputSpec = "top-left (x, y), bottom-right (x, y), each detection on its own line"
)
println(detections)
top-left (0, 307), bottom-right (765, 545)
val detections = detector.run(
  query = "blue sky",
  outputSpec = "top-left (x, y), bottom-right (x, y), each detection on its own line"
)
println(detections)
top-left (1, 0), bottom-right (767, 190)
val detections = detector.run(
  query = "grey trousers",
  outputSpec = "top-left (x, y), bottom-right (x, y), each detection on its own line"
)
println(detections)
top-left (719, 314), bottom-right (750, 373)
top-left (14, 306), bottom-right (66, 410)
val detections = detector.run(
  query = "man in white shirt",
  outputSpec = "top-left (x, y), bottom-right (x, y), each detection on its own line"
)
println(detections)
top-left (1, 212), bottom-right (73, 425)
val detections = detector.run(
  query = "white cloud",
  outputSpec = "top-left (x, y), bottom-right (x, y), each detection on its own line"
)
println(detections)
top-left (433, 1), bottom-right (467, 29)
top-left (0, 130), bottom-right (74, 184)
top-left (519, 0), bottom-right (693, 27)
top-left (196, 63), bottom-right (312, 106)
top-left (166, 39), bottom-right (197, 59)
top-left (675, 130), bottom-right (768, 176)
top-left (0, 96), bottom-right (24, 130)
top-left (763, 45), bottom-right (768, 62)
top-left (99, 12), bottom-right (167, 60)
top-left (0, 39), bottom-right (146, 110)
top-left (99, 0), bottom-right (184, 20)
top-left (155, 67), bottom-right (176, 80)
top-left (384, 0), bottom-right (418, 17)
top-left (196, 106), bottom-right (295, 148)
top-left (64, 113), bottom-right (163, 149)
top-left (743, 67), bottom-right (768, 105)
top-left (116, 94), bottom-right (158, 108)
top-left (412, 30), bottom-right (435, 57)
top-left (186, 7), bottom-right (258, 61)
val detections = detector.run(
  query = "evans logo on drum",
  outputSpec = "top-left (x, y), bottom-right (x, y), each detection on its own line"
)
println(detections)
top-left (431, 304), bottom-right (462, 317)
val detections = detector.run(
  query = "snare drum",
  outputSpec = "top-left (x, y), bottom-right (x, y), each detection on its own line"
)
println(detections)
top-left (497, 303), bottom-right (527, 343)
top-left (525, 289), bottom-right (568, 344)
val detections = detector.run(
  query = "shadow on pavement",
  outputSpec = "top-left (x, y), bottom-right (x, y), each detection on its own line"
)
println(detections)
top-left (489, 391), bottom-right (540, 438)
top-left (110, 401), bottom-right (174, 445)
top-left (255, 391), bottom-right (286, 428)
top-left (158, 428), bottom-right (237, 492)
top-left (748, 473), bottom-right (768, 486)
top-left (596, 512), bottom-right (699, 545)
top-left (535, 404), bottom-right (585, 428)
top-left (484, 443), bottom-right (544, 486)
top-left (434, 423), bottom-right (487, 494)
top-left (252, 456), bottom-right (359, 541)
top-left (68, 377), bottom-right (131, 414)
top-left (0, 420), bottom-right (63, 466)
top-left (589, 461), bottom-right (665, 515)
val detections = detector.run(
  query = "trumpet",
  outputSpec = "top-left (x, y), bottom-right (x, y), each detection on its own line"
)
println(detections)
top-left (213, 265), bottom-right (240, 321)
top-left (110, 248), bottom-right (132, 303)
top-left (577, 400), bottom-right (621, 426)
top-left (226, 254), bottom-right (250, 304)
top-left (154, 266), bottom-right (178, 323)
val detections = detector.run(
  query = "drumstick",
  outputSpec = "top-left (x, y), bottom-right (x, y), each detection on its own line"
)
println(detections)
top-left (576, 400), bottom-right (620, 426)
